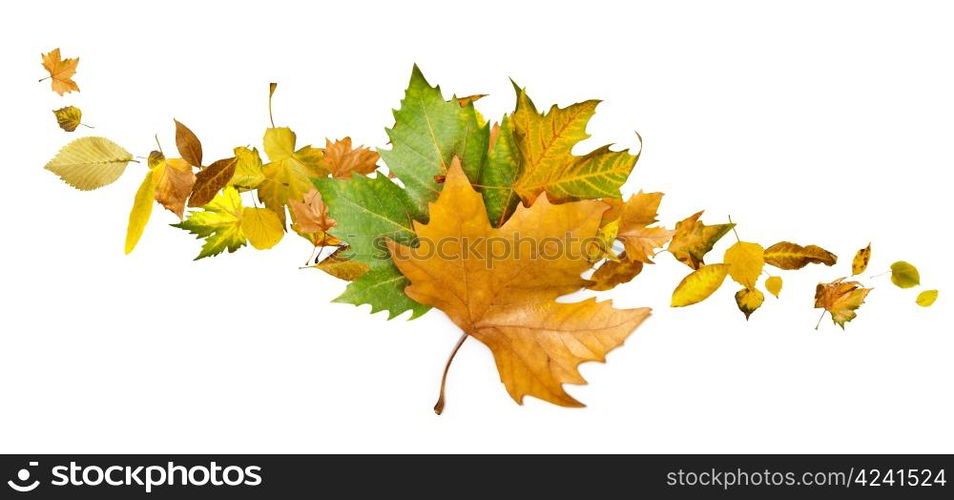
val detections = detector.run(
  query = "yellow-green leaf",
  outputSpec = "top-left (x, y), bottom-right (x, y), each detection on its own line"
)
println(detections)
top-left (734, 287), bottom-right (764, 320)
top-left (916, 290), bottom-right (938, 307)
top-left (724, 241), bottom-right (764, 289)
top-left (258, 127), bottom-right (327, 226)
top-left (240, 207), bottom-right (284, 250)
top-left (44, 137), bottom-right (133, 190)
top-left (890, 261), bottom-right (920, 288)
top-left (671, 264), bottom-right (729, 307)
top-left (124, 170), bottom-right (157, 254)
top-left (230, 146), bottom-right (265, 190)
top-left (765, 276), bottom-right (783, 298)
top-left (852, 243), bottom-right (871, 275)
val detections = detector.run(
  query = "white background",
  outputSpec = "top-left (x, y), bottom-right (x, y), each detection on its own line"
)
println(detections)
top-left (1, 0), bottom-right (951, 453)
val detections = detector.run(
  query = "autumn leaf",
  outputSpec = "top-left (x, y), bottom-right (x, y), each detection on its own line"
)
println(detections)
top-left (724, 241), bottom-right (764, 289)
top-left (229, 146), bottom-right (265, 190)
top-left (852, 243), bottom-right (871, 275)
top-left (814, 278), bottom-right (872, 329)
top-left (734, 287), bottom-right (764, 319)
top-left (668, 211), bottom-right (734, 269)
top-left (124, 169), bottom-right (157, 254)
top-left (241, 207), bottom-right (284, 249)
top-left (40, 48), bottom-right (79, 95)
top-left (671, 264), bottom-right (730, 307)
top-left (616, 191), bottom-right (673, 263)
top-left (319, 138), bottom-right (380, 178)
top-left (456, 94), bottom-right (487, 107)
top-left (916, 290), bottom-right (938, 307)
top-left (289, 188), bottom-right (340, 246)
top-left (890, 261), bottom-right (920, 288)
top-left (587, 253), bottom-right (643, 291)
top-left (174, 120), bottom-right (203, 167)
top-left (479, 116), bottom-right (521, 226)
top-left (511, 85), bottom-right (637, 204)
top-left (312, 246), bottom-right (370, 281)
top-left (44, 137), bottom-right (133, 190)
top-left (765, 276), bottom-right (783, 298)
top-left (53, 106), bottom-right (83, 132)
top-left (189, 157), bottom-right (237, 207)
top-left (258, 127), bottom-right (327, 226)
top-left (389, 160), bottom-right (650, 407)
top-left (379, 65), bottom-right (488, 219)
top-left (154, 157), bottom-right (196, 219)
top-left (763, 241), bottom-right (836, 270)
top-left (313, 173), bottom-right (428, 319)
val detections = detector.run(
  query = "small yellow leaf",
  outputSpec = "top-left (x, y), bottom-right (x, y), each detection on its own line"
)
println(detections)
top-left (916, 290), bottom-right (938, 307)
top-left (734, 287), bottom-right (764, 320)
top-left (53, 106), bottom-right (82, 132)
top-left (765, 276), bottom-right (783, 298)
top-left (312, 246), bottom-right (369, 281)
top-left (890, 261), bottom-right (920, 288)
top-left (41, 48), bottom-right (79, 95)
top-left (852, 243), bottom-right (871, 275)
top-left (241, 207), bottom-right (284, 250)
top-left (724, 241), bottom-right (764, 289)
top-left (230, 147), bottom-right (265, 190)
top-left (124, 170), bottom-right (157, 254)
top-left (764, 241), bottom-right (836, 270)
top-left (671, 264), bottom-right (730, 307)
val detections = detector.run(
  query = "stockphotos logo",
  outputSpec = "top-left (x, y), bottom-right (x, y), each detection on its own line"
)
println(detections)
top-left (6, 460), bottom-right (262, 494)
top-left (7, 462), bottom-right (40, 492)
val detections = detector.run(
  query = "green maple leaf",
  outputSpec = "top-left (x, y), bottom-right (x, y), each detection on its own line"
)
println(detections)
top-left (480, 115), bottom-right (521, 227)
top-left (511, 84), bottom-right (638, 204)
top-left (313, 174), bottom-right (430, 319)
top-left (378, 65), bottom-right (489, 220)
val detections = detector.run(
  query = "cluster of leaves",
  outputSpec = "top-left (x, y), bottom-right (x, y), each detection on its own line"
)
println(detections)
top-left (40, 54), bottom-right (939, 411)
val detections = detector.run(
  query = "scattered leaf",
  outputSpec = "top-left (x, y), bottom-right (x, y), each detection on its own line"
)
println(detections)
top-left (173, 187), bottom-right (246, 259)
top-left (53, 106), bottom-right (82, 132)
top-left (814, 278), bottom-right (871, 328)
top-left (734, 287), bottom-right (764, 319)
top-left (668, 211), bottom-right (734, 269)
top-left (765, 276), bottom-right (783, 298)
top-left (480, 116), bottom-right (521, 226)
top-left (229, 146), bottom-right (265, 190)
top-left (456, 94), bottom-right (487, 107)
top-left (44, 137), bottom-right (133, 190)
top-left (289, 188), bottom-right (340, 246)
top-left (258, 127), bottom-right (326, 226)
top-left (764, 241), bottom-right (837, 270)
top-left (174, 120), bottom-right (203, 167)
top-left (916, 290), bottom-right (938, 307)
top-left (241, 207), bottom-right (284, 249)
top-left (189, 157), bottom-right (237, 207)
top-left (889, 261), bottom-right (920, 288)
top-left (671, 263), bottom-right (730, 307)
top-left (390, 160), bottom-right (650, 407)
top-left (587, 254), bottom-right (644, 291)
top-left (154, 158), bottom-right (196, 219)
top-left (312, 246), bottom-right (370, 281)
top-left (124, 170), bottom-right (157, 254)
top-left (40, 48), bottom-right (79, 95)
top-left (320, 138), bottom-right (380, 178)
top-left (511, 85), bottom-right (637, 204)
top-left (617, 191), bottom-right (673, 263)
top-left (852, 243), bottom-right (871, 275)
top-left (724, 241), bottom-right (765, 289)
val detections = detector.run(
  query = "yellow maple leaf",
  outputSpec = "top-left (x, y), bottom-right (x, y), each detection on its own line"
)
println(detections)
top-left (258, 127), bottom-right (327, 226)
top-left (40, 48), bottom-right (79, 95)
top-left (389, 159), bottom-right (650, 408)
top-left (814, 278), bottom-right (871, 329)
top-left (616, 191), bottom-right (674, 263)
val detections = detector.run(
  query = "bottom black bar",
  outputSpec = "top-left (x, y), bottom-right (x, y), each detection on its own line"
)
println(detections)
top-left (0, 455), bottom-right (950, 498)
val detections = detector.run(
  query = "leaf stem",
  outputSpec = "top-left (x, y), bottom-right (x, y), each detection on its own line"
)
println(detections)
top-left (870, 270), bottom-right (890, 279)
top-left (268, 85), bottom-right (276, 128)
top-left (38, 76), bottom-right (50, 82)
top-left (815, 310), bottom-right (826, 330)
top-left (728, 215), bottom-right (740, 242)
top-left (434, 333), bottom-right (468, 415)
top-left (80, 123), bottom-right (94, 129)
top-left (154, 134), bottom-right (164, 155)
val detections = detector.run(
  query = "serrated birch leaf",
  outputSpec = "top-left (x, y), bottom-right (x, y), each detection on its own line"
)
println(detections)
top-left (44, 137), bottom-right (133, 190)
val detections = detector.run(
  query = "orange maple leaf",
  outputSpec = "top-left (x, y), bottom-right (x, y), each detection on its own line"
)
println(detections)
top-left (41, 48), bottom-right (80, 95)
